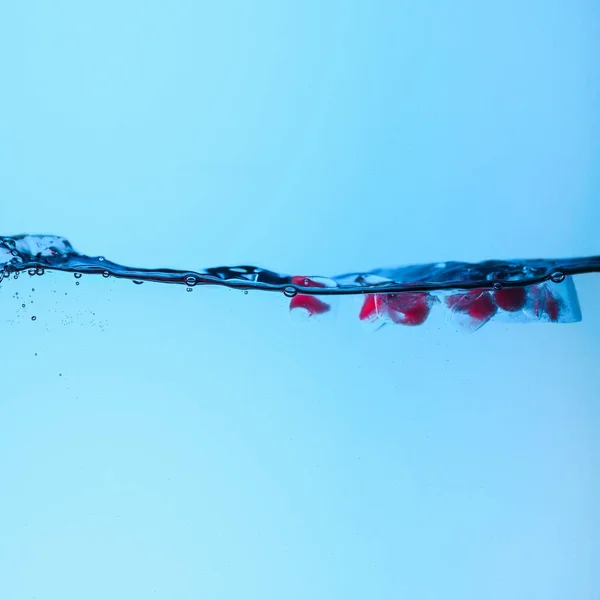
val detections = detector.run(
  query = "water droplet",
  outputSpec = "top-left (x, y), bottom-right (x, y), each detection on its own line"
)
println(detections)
top-left (74, 272), bottom-right (82, 278)
top-left (283, 286), bottom-right (297, 298)
top-left (31, 316), bottom-right (36, 321)
top-left (550, 270), bottom-right (565, 283)
top-left (493, 282), bottom-right (503, 291)
top-left (185, 275), bottom-right (197, 287)
top-left (102, 271), bottom-right (110, 278)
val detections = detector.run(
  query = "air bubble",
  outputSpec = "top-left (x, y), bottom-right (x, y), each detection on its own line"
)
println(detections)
top-left (185, 275), bottom-right (197, 287)
top-left (493, 282), bottom-right (503, 291)
top-left (283, 286), bottom-right (297, 298)
top-left (244, 290), bottom-right (248, 295)
top-left (133, 280), bottom-right (143, 285)
top-left (21, 303), bottom-right (25, 308)
top-left (303, 278), bottom-right (310, 286)
top-left (98, 256), bottom-right (105, 261)
top-left (74, 273), bottom-right (82, 279)
top-left (186, 287), bottom-right (193, 292)
top-left (102, 271), bottom-right (110, 278)
top-left (28, 269), bottom-right (36, 276)
top-left (31, 316), bottom-right (36, 321)
top-left (36, 268), bottom-right (44, 276)
top-left (76, 281), bottom-right (80, 286)
top-left (10, 250), bottom-right (18, 256)
top-left (550, 270), bottom-right (565, 283)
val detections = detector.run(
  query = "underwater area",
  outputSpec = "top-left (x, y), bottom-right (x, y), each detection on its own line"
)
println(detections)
top-left (1, 1), bottom-right (599, 599)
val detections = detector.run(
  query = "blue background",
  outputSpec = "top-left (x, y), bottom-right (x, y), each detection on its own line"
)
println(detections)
top-left (0, 1), bottom-right (599, 598)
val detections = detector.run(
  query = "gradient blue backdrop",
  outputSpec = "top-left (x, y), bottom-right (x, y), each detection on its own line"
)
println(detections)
top-left (0, 1), bottom-right (599, 599)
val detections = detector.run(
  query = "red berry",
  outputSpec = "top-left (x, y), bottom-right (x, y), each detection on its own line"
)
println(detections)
top-left (466, 292), bottom-right (497, 321)
top-left (494, 287), bottom-right (527, 312)
top-left (289, 294), bottom-right (330, 315)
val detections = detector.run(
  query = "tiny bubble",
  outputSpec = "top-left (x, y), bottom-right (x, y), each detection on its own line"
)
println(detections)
top-left (102, 271), bottom-right (110, 278)
top-left (28, 269), bottom-right (35, 276)
top-left (11, 250), bottom-right (18, 256)
top-left (31, 288), bottom-right (35, 292)
top-left (244, 290), bottom-right (248, 295)
top-left (550, 270), bottom-right (565, 283)
top-left (133, 280), bottom-right (143, 285)
top-left (98, 256), bottom-right (105, 261)
top-left (31, 316), bottom-right (36, 321)
top-left (74, 273), bottom-right (82, 279)
top-left (303, 278), bottom-right (310, 286)
top-left (283, 286), bottom-right (297, 298)
top-left (21, 303), bottom-right (25, 308)
top-left (493, 282), bottom-right (503, 290)
top-left (185, 275), bottom-right (197, 286)
top-left (76, 281), bottom-right (80, 286)
top-left (36, 268), bottom-right (44, 276)
top-left (186, 287), bottom-right (193, 292)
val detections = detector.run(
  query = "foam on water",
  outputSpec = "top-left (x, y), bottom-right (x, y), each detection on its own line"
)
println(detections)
top-left (2, 234), bottom-right (599, 331)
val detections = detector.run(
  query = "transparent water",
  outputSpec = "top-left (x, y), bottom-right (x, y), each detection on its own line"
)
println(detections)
top-left (1, 234), bottom-right (597, 330)
top-left (1, 2), bottom-right (599, 599)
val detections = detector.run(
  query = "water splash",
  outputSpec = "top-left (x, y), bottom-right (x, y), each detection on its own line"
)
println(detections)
top-left (2, 234), bottom-right (599, 331)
